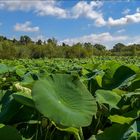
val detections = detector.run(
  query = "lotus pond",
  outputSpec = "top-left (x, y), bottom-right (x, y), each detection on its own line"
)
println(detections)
top-left (0, 56), bottom-right (140, 140)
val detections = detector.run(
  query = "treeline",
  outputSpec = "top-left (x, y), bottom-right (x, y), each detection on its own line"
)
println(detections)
top-left (0, 35), bottom-right (140, 59)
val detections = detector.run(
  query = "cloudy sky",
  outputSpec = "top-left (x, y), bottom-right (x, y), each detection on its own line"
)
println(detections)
top-left (0, 0), bottom-right (140, 49)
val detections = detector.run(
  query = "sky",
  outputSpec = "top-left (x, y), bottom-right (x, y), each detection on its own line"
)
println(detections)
top-left (0, 0), bottom-right (140, 49)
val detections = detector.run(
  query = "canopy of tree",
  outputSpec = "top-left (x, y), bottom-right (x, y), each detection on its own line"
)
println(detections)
top-left (0, 35), bottom-right (139, 59)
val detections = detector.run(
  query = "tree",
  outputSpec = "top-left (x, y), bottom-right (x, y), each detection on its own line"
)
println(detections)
top-left (36, 39), bottom-right (42, 45)
top-left (84, 43), bottom-right (94, 57)
top-left (112, 43), bottom-right (125, 52)
top-left (0, 36), bottom-right (7, 41)
top-left (131, 46), bottom-right (136, 56)
top-left (12, 38), bottom-right (17, 44)
top-left (19, 35), bottom-right (32, 45)
top-left (47, 38), bottom-right (57, 47)
top-left (0, 41), bottom-right (16, 59)
top-left (94, 44), bottom-right (106, 51)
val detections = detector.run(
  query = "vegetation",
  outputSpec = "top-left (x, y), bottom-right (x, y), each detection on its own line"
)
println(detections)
top-left (0, 35), bottom-right (140, 59)
top-left (0, 57), bottom-right (140, 140)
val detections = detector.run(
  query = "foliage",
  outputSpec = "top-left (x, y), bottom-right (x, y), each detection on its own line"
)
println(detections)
top-left (0, 35), bottom-right (140, 59)
top-left (0, 57), bottom-right (140, 140)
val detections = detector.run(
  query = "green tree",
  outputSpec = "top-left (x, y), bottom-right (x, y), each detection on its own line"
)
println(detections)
top-left (36, 39), bottom-right (42, 45)
top-left (94, 44), bottom-right (106, 51)
top-left (19, 35), bottom-right (32, 45)
top-left (112, 43), bottom-right (125, 52)
top-left (84, 43), bottom-right (94, 57)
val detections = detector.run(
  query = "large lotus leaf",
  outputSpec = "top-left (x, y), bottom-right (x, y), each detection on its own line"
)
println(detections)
top-left (127, 64), bottom-right (140, 73)
top-left (102, 65), bottom-right (135, 89)
top-left (32, 74), bottom-right (97, 127)
top-left (117, 74), bottom-right (136, 88)
top-left (89, 122), bottom-right (140, 140)
top-left (0, 124), bottom-right (21, 140)
top-left (0, 64), bottom-right (9, 74)
top-left (95, 90), bottom-right (121, 109)
top-left (113, 65), bottom-right (135, 86)
top-left (15, 65), bottom-right (27, 77)
top-left (102, 62), bottom-right (120, 89)
top-left (0, 91), bottom-right (22, 123)
top-left (117, 75), bottom-right (140, 92)
top-left (91, 124), bottom-right (131, 140)
top-left (0, 99), bottom-right (21, 123)
top-left (129, 80), bottom-right (140, 91)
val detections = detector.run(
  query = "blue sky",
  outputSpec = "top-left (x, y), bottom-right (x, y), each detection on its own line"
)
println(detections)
top-left (0, 0), bottom-right (140, 49)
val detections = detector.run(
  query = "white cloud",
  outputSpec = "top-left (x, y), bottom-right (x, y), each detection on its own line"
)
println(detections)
top-left (122, 8), bottom-right (130, 15)
top-left (0, 0), bottom-right (67, 18)
top-left (1, 0), bottom-right (140, 28)
top-left (0, 0), bottom-right (35, 11)
top-left (70, 1), bottom-right (102, 19)
top-left (95, 17), bottom-right (106, 27)
top-left (108, 17), bottom-right (127, 26)
top-left (70, 1), bottom-right (105, 27)
top-left (127, 36), bottom-right (140, 45)
top-left (117, 29), bottom-right (125, 33)
top-left (0, 0), bottom-right (104, 24)
top-left (72, 5), bottom-right (140, 27)
top-left (35, 1), bottom-right (67, 18)
top-left (60, 32), bottom-right (127, 49)
top-left (107, 12), bottom-right (140, 26)
top-left (70, 2), bottom-right (140, 27)
top-left (70, 1), bottom-right (107, 27)
top-left (14, 21), bottom-right (39, 32)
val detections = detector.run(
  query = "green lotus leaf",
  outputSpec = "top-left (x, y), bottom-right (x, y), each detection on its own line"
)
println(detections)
top-left (13, 92), bottom-right (35, 108)
top-left (0, 64), bottom-right (9, 74)
top-left (0, 92), bottom-right (22, 123)
top-left (102, 64), bottom-right (135, 89)
top-left (0, 124), bottom-right (21, 140)
top-left (109, 115), bottom-right (133, 124)
top-left (95, 90), bottom-right (121, 109)
top-left (15, 65), bottom-right (27, 77)
top-left (92, 120), bottom-right (140, 140)
top-left (32, 74), bottom-right (97, 127)
top-left (93, 124), bottom-right (130, 140)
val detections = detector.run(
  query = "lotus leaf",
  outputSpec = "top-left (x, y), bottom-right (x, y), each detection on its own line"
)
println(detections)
top-left (32, 74), bottom-right (97, 127)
